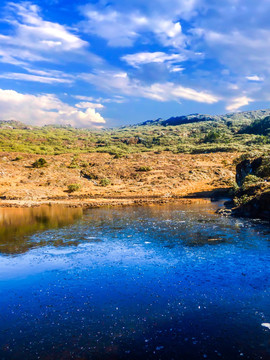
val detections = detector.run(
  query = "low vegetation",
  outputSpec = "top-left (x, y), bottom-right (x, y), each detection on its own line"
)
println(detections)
top-left (32, 158), bottom-right (48, 168)
top-left (137, 166), bottom-right (152, 172)
top-left (67, 184), bottom-right (81, 193)
top-left (0, 109), bottom-right (270, 216)
top-left (99, 178), bottom-right (111, 187)
top-left (0, 109), bottom-right (270, 157)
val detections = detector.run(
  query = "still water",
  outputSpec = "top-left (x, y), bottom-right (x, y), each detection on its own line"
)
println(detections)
top-left (0, 202), bottom-right (269, 360)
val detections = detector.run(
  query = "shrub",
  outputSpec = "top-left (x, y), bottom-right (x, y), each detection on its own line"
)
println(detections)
top-left (80, 170), bottom-right (98, 180)
top-left (12, 156), bottom-right (23, 161)
top-left (234, 194), bottom-right (253, 206)
top-left (67, 184), bottom-right (81, 193)
top-left (255, 157), bottom-right (270, 178)
top-left (243, 174), bottom-right (261, 184)
top-left (99, 178), bottom-right (111, 186)
top-left (68, 155), bottom-right (79, 168)
top-left (203, 130), bottom-right (221, 143)
top-left (113, 152), bottom-right (123, 159)
top-left (137, 166), bottom-right (152, 172)
top-left (32, 158), bottom-right (47, 168)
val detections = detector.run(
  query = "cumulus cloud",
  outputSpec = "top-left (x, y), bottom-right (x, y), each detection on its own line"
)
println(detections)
top-left (0, 2), bottom-right (88, 66)
top-left (226, 96), bottom-right (254, 112)
top-left (0, 89), bottom-right (106, 127)
top-left (81, 70), bottom-right (218, 104)
top-left (1, 0), bottom-right (269, 120)
top-left (80, 3), bottom-right (186, 48)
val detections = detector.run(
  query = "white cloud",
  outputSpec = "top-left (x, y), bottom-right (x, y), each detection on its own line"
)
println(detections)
top-left (0, 89), bottom-right (105, 127)
top-left (75, 101), bottom-right (104, 109)
top-left (0, 72), bottom-right (73, 84)
top-left (121, 52), bottom-right (186, 68)
top-left (81, 70), bottom-right (219, 104)
top-left (226, 96), bottom-right (254, 112)
top-left (0, 2), bottom-right (88, 66)
top-left (246, 75), bottom-right (264, 82)
top-left (73, 95), bottom-right (127, 104)
top-left (80, 4), bottom-right (186, 48)
top-left (170, 66), bottom-right (184, 73)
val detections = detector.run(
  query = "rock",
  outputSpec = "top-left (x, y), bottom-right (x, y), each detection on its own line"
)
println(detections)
top-left (234, 190), bottom-right (270, 220)
top-left (236, 157), bottom-right (263, 185)
top-left (216, 208), bottom-right (233, 216)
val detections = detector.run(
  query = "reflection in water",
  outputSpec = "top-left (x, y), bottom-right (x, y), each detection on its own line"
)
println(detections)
top-left (0, 202), bottom-right (269, 360)
top-left (0, 205), bottom-right (83, 254)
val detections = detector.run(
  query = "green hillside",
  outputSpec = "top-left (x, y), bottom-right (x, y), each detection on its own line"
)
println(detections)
top-left (0, 109), bottom-right (270, 156)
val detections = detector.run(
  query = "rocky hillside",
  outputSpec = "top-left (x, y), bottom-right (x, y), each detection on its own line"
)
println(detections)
top-left (139, 109), bottom-right (270, 127)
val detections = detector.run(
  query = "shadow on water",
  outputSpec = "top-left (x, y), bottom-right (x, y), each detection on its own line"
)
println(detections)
top-left (0, 205), bottom-right (83, 255)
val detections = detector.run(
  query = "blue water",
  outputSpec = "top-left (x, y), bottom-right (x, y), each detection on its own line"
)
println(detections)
top-left (0, 202), bottom-right (269, 359)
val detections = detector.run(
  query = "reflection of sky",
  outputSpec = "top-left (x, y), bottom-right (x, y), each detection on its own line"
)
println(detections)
top-left (0, 203), bottom-right (269, 359)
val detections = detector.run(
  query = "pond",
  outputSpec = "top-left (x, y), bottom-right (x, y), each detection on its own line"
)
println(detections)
top-left (0, 202), bottom-right (269, 359)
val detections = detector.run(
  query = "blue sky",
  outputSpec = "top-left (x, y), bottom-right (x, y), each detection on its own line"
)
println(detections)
top-left (0, 0), bottom-right (269, 127)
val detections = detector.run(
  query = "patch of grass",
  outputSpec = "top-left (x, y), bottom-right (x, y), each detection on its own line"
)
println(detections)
top-left (32, 158), bottom-right (47, 168)
top-left (99, 178), bottom-right (111, 186)
top-left (12, 156), bottom-right (23, 161)
top-left (243, 174), bottom-right (261, 184)
top-left (137, 166), bottom-right (152, 172)
top-left (67, 184), bottom-right (81, 193)
top-left (255, 157), bottom-right (270, 178)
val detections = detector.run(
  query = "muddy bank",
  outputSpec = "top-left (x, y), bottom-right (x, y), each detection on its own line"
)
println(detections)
top-left (0, 196), bottom-right (213, 209)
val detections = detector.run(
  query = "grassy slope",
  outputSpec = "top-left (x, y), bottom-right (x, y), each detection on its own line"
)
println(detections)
top-left (0, 111), bottom-right (269, 206)
top-left (0, 117), bottom-right (270, 156)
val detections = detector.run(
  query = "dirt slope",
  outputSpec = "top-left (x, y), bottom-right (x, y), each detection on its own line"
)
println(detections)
top-left (0, 152), bottom-right (238, 207)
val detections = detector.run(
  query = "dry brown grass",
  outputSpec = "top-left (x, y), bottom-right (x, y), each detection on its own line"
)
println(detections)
top-left (0, 151), bottom-right (238, 207)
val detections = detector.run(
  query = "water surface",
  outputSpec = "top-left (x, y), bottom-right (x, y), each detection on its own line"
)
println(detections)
top-left (0, 202), bottom-right (269, 359)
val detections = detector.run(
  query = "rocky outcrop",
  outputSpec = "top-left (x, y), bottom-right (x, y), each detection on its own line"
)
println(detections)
top-left (218, 155), bottom-right (270, 220)
top-left (233, 156), bottom-right (270, 220)
top-left (233, 190), bottom-right (270, 220)
top-left (235, 157), bottom-right (263, 185)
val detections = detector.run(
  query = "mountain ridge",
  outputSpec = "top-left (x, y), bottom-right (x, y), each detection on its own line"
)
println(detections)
top-left (1, 108), bottom-right (270, 129)
top-left (138, 108), bottom-right (270, 127)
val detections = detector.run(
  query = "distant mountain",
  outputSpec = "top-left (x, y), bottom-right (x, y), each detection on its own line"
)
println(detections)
top-left (0, 120), bottom-right (33, 129)
top-left (139, 109), bottom-right (270, 127)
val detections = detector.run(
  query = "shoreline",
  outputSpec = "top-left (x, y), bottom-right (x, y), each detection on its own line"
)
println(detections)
top-left (0, 194), bottom-right (216, 209)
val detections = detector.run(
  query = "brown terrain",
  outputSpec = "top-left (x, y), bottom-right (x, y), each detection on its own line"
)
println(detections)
top-left (0, 151), bottom-right (238, 208)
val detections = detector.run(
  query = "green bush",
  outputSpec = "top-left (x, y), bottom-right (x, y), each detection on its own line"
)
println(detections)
top-left (137, 166), bottom-right (152, 172)
top-left (243, 174), bottom-right (261, 184)
top-left (67, 184), bottom-right (81, 193)
top-left (68, 154), bottom-right (79, 168)
top-left (12, 156), bottom-right (23, 161)
top-left (255, 157), bottom-right (270, 178)
top-left (203, 130), bottom-right (221, 143)
top-left (99, 178), bottom-right (111, 186)
top-left (32, 158), bottom-right (47, 168)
